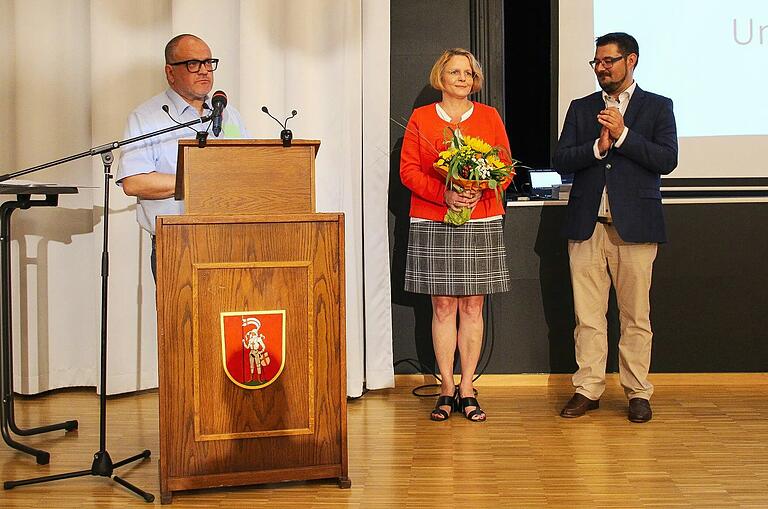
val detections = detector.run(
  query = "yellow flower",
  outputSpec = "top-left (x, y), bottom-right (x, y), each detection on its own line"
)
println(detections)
top-left (487, 154), bottom-right (505, 168)
top-left (464, 136), bottom-right (492, 154)
top-left (439, 149), bottom-right (456, 160)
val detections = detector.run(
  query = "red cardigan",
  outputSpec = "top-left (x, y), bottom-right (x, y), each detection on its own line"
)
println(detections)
top-left (399, 102), bottom-right (512, 221)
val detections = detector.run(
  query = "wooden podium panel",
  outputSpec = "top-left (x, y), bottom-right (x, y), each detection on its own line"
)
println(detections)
top-left (155, 213), bottom-right (347, 503)
top-left (175, 139), bottom-right (319, 215)
top-left (194, 264), bottom-right (313, 441)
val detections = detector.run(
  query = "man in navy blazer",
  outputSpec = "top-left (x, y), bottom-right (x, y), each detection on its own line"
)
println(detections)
top-left (553, 33), bottom-right (678, 423)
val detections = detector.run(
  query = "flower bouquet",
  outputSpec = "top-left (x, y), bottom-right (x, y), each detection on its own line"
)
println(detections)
top-left (433, 128), bottom-right (517, 225)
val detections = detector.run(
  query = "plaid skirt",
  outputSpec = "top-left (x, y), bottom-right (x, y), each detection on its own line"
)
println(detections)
top-left (405, 219), bottom-right (510, 296)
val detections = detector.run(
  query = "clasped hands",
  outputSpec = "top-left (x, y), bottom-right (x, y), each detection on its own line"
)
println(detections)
top-left (445, 187), bottom-right (481, 212)
top-left (597, 106), bottom-right (624, 154)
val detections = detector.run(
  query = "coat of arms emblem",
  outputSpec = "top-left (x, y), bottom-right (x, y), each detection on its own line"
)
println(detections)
top-left (220, 311), bottom-right (286, 389)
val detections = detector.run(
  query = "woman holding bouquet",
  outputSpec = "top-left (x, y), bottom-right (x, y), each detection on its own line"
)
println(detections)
top-left (400, 48), bottom-right (512, 422)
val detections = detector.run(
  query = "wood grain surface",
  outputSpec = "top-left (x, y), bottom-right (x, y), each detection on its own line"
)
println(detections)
top-left (192, 262), bottom-right (313, 441)
top-left (2, 376), bottom-right (767, 507)
top-left (155, 214), bottom-right (345, 502)
top-left (175, 140), bottom-right (319, 214)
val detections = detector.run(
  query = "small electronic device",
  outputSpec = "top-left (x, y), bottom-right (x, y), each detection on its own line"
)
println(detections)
top-left (527, 169), bottom-right (562, 199)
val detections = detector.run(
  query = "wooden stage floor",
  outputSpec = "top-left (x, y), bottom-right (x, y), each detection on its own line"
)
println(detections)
top-left (1, 377), bottom-right (767, 508)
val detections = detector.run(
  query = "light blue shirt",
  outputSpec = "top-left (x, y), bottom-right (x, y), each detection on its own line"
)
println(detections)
top-left (116, 88), bottom-right (248, 234)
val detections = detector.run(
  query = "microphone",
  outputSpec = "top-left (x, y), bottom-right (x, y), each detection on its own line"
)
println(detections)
top-left (261, 105), bottom-right (298, 147)
top-left (211, 90), bottom-right (227, 137)
top-left (261, 105), bottom-right (284, 128)
top-left (284, 109), bottom-right (298, 128)
top-left (162, 105), bottom-right (208, 147)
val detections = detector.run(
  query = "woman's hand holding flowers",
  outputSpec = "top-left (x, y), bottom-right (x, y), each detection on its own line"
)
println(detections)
top-left (445, 188), bottom-right (480, 211)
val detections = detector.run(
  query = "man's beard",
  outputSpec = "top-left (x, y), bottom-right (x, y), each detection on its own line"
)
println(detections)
top-left (598, 73), bottom-right (623, 94)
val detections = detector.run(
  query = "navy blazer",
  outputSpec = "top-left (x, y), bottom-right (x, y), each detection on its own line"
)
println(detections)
top-left (553, 86), bottom-right (678, 243)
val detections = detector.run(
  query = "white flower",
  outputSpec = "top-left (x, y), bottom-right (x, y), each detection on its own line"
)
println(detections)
top-left (477, 161), bottom-right (492, 179)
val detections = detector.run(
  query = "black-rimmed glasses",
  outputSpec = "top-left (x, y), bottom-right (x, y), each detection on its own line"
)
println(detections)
top-left (588, 55), bottom-right (625, 70)
top-left (168, 58), bottom-right (219, 73)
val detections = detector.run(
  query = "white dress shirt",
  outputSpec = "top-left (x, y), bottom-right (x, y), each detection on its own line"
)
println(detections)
top-left (593, 81), bottom-right (637, 220)
top-left (117, 88), bottom-right (249, 234)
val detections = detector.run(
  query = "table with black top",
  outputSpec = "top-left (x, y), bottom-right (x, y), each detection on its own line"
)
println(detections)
top-left (0, 183), bottom-right (79, 464)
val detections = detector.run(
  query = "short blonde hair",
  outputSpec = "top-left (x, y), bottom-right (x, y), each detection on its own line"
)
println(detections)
top-left (429, 48), bottom-right (484, 94)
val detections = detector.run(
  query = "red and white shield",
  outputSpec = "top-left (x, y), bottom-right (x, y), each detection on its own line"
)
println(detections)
top-left (220, 310), bottom-right (286, 389)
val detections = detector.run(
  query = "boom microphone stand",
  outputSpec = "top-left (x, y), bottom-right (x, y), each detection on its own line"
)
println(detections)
top-left (1, 114), bottom-right (212, 502)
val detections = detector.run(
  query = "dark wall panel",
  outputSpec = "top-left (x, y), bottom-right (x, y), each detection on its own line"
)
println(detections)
top-left (391, 202), bottom-right (768, 375)
top-left (650, 204), bottom-right (768, 372)
top-left (504, 0), bottom-right (555, 170)
top-left (390, 0), bottom-right (471, 133)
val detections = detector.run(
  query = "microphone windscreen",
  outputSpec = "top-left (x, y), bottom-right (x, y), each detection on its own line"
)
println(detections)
top-left (291, 110), bottom-right (297, 116)
top-left (212, 90), bottom-right (227, 107)
top-left (162, 105), bottom-right (169, 112)
top-left (261, 106), bottom-right (269, 113)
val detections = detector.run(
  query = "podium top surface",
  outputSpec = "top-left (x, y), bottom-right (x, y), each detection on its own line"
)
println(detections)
top-left (0, 182), bottom-right (79, 196)
top-left (177, 138), bottom-right (321, 154)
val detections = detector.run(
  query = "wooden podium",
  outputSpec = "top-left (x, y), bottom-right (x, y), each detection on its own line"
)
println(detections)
top-left (174, 139), bottom-right (319, 214)
top-left (156, 140), bottom-right (348, 504)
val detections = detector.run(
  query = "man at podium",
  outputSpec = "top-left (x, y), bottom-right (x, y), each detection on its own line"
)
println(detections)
top-left (116, 33), bottom-right (248, 278)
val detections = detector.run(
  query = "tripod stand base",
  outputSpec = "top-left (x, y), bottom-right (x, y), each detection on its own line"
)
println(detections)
top-left (3, 448), bottom-right (154, 503)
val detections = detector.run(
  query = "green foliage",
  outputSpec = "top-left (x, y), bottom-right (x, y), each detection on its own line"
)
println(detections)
top-left (444, 207), bottom-right (473, 226)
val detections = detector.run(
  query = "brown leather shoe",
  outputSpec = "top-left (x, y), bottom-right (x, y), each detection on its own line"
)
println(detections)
top-left (560, 393), bottom-right (599, 418)
top-left (628, 398), bottom-right (652, 423)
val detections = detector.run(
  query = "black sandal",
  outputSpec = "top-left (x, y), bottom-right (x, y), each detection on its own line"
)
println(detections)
top-left (458, 395), bottom-right (486, 422)
top-left (430, 393), bottom-right (457, 421)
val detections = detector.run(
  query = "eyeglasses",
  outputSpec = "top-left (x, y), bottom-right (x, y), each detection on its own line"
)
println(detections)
top-left (588, 55), bottom-right (625, 70)
top-left (168, 58), bottom-right (219, 73)
top-left (444, 69), bottom-right (476, 80)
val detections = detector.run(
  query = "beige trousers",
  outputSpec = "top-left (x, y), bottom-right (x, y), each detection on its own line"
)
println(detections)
top-left (568, 223), bottom-right (657, 400)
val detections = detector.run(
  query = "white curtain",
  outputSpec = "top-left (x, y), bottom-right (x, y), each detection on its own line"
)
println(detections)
top-left (0, 0), bottom-right (393, 397)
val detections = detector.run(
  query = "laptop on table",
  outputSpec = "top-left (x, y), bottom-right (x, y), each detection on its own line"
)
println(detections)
top-left (528, 169), bottom-right (563, 200)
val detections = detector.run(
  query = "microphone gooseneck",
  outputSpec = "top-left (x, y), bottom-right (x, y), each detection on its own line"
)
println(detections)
top-left (284, 109), bottom-right (298, 129)
top-left (161, 105), bottom-right (208, 147)
top-left (162, 105), bottom-right (200, 134)
top-left (261, 105), bottom-right (298, 147)
top-left (261, 105), bottom-right (286, 129)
